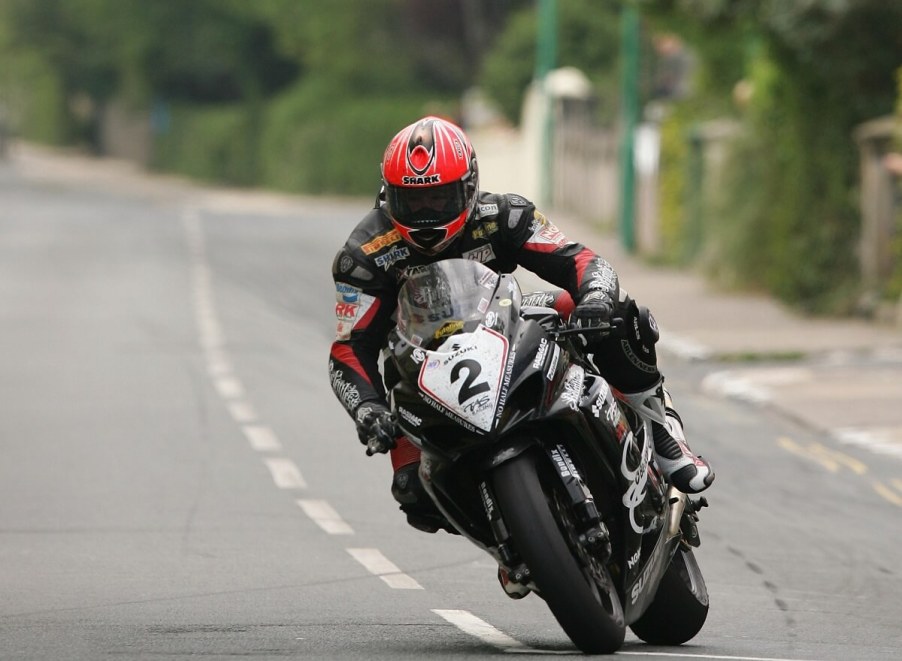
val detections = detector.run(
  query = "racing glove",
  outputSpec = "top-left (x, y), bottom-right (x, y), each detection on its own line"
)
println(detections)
top-left (355, 402), bottom-right (399, 455)
top-left (571, 290), bottom-right (615, 330)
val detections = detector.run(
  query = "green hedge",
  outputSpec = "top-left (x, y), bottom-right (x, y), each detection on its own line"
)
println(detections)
top-left (659, 43), bottom-right (861, 314)
top-left (258, 79), bottom-right (453, 196)
top-left (709, 46), bottom-right (860, 313)
top-left (889, 67), bottom-right (902, 300)
top-left (150, 78), bottom-right (455, 196)
top-left (152, 102), bottom-right (259, 186)
top-left (4, 51), bottom-right (69, 145)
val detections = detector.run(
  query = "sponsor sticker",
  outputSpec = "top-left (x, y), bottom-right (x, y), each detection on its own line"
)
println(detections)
top-left (527, 217), bottom-right (569, 248)
top-left (434, 320), bottom-right (464, 339)
top-left (397, 407), bottom-right (423, 427)
top-left (402, 174), bottom-right (441, 185)
top-left (621, 429), bottom-right (652, 535)
top-left (462, 244), bottom-right (496, 264)
top-left (361, 229), bottom-right (402, 255)
top-left (561, 365), bottom-right (584, 411)
top-left (335, 302), bottom-right (359, 320)
top-left (333, 292), bottom-right (376, 340)
top-left (546, 344), bottom-right (560, 380)
top-left (374, 245), bottom-right (410, 270)
top-left (472, 221), bottom-right (499, 239)
top-left (532, 338), bottom-right (549, 369)
top-left (335, 282), bottom-right (361, 303)
top-left (522, 291), bottom-right (555, 307)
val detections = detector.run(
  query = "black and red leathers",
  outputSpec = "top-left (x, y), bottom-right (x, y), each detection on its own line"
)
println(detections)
top-left (329, 191), bottom-right (622, 416)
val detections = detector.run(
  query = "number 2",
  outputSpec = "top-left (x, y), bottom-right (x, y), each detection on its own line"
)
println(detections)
top-left (450, 359), bottom-right (490, 404)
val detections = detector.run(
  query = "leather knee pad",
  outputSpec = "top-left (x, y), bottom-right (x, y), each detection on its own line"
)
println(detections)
top-left (390, 461), bottom-right (456, 534)
top-left (588, 297), bottom-right (662, 392)
top-left (391, 462), bottom-right (428, 507)
top-left (617, 302), bottom-right (660, 383)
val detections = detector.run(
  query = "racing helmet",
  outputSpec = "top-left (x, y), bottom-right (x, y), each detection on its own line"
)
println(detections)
top-left (381, 116), bottom-right (479, 255)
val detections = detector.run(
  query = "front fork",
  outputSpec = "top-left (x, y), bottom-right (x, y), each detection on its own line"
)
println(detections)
top-left (547, 444), bottom-right (612, 558)
top-left (479, 444), bottom-right (612, 586)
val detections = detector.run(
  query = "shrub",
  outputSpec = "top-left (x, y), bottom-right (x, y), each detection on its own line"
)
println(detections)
top-left (259, 78), bottom-right (456, 196)
top-left (152, 102), bottom-right (259, 186)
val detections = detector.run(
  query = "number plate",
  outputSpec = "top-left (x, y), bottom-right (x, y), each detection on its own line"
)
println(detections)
top-left (418, 327), bottom-right (509, 432)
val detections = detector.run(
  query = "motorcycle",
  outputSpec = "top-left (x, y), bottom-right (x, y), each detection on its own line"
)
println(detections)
top-left (379, 259), bottom-right (709, 654)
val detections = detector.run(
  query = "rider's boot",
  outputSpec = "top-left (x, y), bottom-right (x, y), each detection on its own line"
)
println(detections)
top-left (619, 380), bottom-right (714, 494)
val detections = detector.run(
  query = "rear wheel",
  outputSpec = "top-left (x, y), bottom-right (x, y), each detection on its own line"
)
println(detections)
top-left (493, 450), bottom-right (625, 654)
top-left (629, 547), bottom-right (709, 645)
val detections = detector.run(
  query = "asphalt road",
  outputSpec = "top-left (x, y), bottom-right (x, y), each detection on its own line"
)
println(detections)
top-left (1, 153), bottom-right (901, 660)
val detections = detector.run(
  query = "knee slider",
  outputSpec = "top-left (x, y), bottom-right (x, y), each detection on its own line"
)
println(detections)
top-left (391, 462), bottom-right (427, 507)
top-left (620, 295), bottom-right (658, 345)
top-left (636, 305), bottom-right (659, 346)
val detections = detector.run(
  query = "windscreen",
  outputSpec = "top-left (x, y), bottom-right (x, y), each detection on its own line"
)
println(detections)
top-left (396, 260), bottom-right (499, 349)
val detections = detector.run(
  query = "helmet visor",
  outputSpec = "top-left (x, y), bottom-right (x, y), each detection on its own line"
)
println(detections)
top-left (385, 181), bottom-right (468, 229)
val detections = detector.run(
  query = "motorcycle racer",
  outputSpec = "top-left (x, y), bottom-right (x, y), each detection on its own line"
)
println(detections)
top-left (328, 116), bottom-right (714, 536)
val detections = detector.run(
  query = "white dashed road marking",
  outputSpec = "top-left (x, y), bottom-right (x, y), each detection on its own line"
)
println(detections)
top-left (214, 375), bottom-right (245, 400)
top-left (618, 653), bottom-right (821, 661)
top-left (205, 351), bottom-right (232, 377)
top-left (227, 400), bottom-right (258, 423)
top-left (347, 548), bottom-right (422, 589)
top-left (297, 499), bottom-right (354, 535)
top-left (264, 457), bottom-right (307, 489)
top-left (432, 609), bottom-right (531, 652)
top-left (241, 424), bottom-right (282, 452)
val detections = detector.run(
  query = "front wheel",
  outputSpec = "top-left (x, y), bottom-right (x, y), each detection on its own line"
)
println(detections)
top-left (493, 450), bottom-right (625, 654)
top-left (629, 547), bottom-right (709, 645)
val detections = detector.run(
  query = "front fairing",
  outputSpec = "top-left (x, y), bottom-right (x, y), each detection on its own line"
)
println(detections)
top-left (389, 261), bottom-right (528, 448)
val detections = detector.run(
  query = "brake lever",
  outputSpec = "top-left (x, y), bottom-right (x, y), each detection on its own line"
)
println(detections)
top-left (555, 324), bottom-right (611, 337)
top-left (553, 324), bottom-right (612, 343)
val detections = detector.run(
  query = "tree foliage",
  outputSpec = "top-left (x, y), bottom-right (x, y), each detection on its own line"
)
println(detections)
top-left (480, 0), bottom-right (621, 124)
top-left (646, 0), bottom-right (902, 312)
top-left (0, 0), bottom-right (529, 192)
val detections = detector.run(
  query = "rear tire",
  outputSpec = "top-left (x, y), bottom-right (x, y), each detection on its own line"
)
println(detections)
top-left (629, 547), bottom-right (709, 645)
top-left (493, 450), bottom-right (625, 654)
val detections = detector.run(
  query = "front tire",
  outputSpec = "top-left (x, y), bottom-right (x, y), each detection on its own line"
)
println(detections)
top-left (493, 450), bottom-right (625, 654)
top-left (629, 547), bottom-right (709, 645)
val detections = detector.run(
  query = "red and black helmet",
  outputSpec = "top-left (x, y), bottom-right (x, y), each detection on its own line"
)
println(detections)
top-left (381, 116), bottom-right (478, 255)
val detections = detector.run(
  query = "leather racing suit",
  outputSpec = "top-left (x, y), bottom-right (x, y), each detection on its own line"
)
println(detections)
top-left (328, 191), bottom-right (663, 529)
